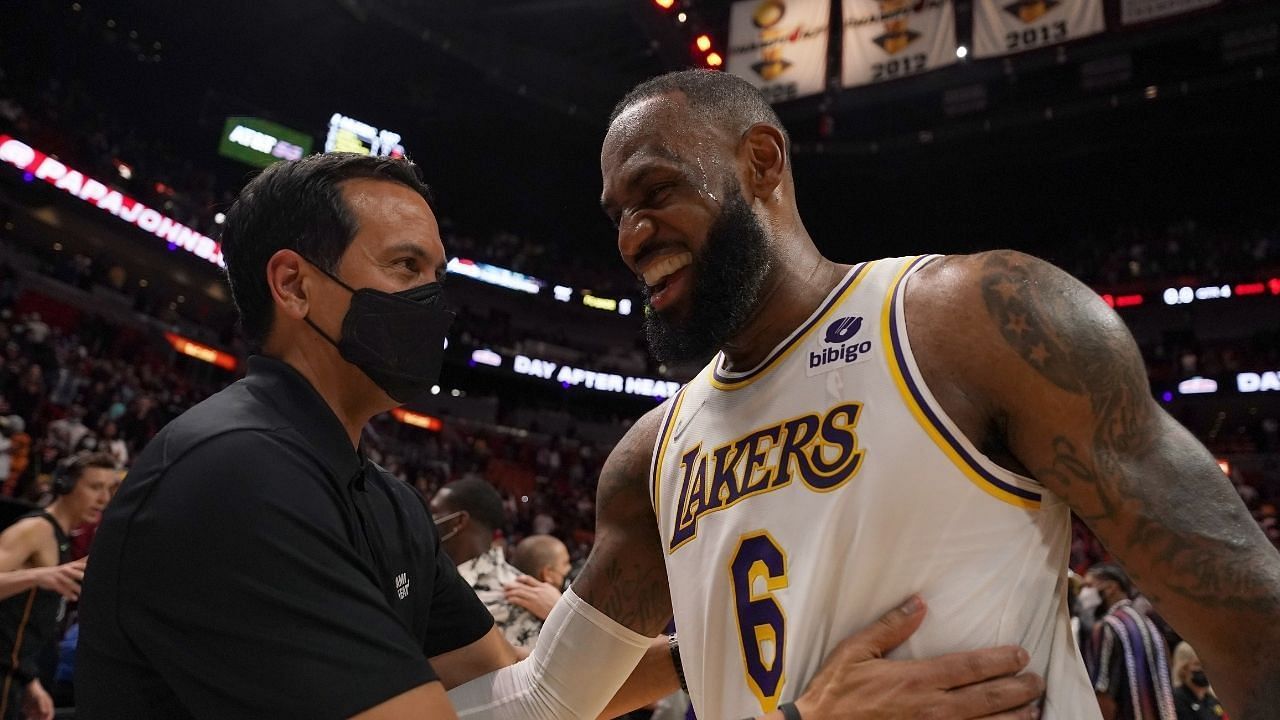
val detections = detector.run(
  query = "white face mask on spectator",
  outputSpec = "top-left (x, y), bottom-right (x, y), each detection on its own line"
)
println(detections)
top-left (1078, 586), bottom-right (1102, 617)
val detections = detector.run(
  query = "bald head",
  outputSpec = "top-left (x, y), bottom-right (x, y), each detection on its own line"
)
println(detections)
top-left (512, 535), bottom-right (572, 589)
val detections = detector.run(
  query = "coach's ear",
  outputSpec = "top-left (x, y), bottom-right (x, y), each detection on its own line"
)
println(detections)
top-left (741, 123), bottom-right (787, 203)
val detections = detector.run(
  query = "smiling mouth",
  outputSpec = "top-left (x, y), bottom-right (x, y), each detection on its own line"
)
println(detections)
top-left (641, 252), bottom-right (693, 294)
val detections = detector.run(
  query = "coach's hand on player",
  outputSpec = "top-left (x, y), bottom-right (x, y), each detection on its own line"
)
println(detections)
top-left (503, 575), bottom-right (562, 621)
top-left (788, 595), bottom-right (1044, 720)
top-left (32, 556), bottom-right (87, 601)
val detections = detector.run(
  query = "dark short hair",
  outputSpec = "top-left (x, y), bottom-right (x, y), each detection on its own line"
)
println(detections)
top-left (440, 478), bottom-right (506, 532)
top-left (61, 450), bottom-right (121, 483)
top-left (609, 69), bottom-right (790, 160)
top-left (1088, 563), bottom-right (1133, 597)
top-left (219, 153), bottom-right (436, 347)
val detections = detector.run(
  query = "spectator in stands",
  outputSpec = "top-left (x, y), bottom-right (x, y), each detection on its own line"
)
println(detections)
top-left (430, 478), bottom-right (543, 649)
top-left (44, 404), bottom-right (88, 453)
top-left (95, 419), bottom-right (127, 467)
top-left (506, 535), bottom-right (570, 621)
top-left (511, 534), bottom-right (571, 590)
top-left (1171, 642), bottom-right (1225, 720)
top-left (0, 451), bottom-right (117, 720)
top-left (1084, 564), bottom-right (1177, 720)
top-left (0, 418), bottom-right (27, 499)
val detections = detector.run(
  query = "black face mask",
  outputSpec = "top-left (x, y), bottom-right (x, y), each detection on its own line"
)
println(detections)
top-left (304, 263), bottom-right (455, 404)
top-left (1189, 670), bottom-right (1210, 688)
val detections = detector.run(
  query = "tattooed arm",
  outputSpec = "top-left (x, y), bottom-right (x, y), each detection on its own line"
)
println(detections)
top-left (908, 251), bottom-right (1280, 716)
top-left (573, 404), bottom-right (675, 634)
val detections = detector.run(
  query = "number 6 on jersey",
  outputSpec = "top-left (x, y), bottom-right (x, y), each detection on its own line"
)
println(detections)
top-left (730, 531), bottom-right (789, 714)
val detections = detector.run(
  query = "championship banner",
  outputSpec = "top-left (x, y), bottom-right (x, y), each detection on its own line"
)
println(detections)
top-left (841, 0), bottom-right (957, 88)
top-left (972, 0), bottom-right (1104, 59)
top-left (1121, 0), bottom-right (1220, 26)
top-left (727, 0), bottom-right (830, 104)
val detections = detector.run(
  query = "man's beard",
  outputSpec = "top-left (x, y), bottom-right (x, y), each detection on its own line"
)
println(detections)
top-left (641, 188), bottom-right (773, 364)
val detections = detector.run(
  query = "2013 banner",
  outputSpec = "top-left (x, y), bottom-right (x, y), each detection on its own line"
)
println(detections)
top-left (727, 0), bottom-right (831, 104)
top-left (972, 0), bottom-right (1104, 58)
top-left (842, 0), bottom-right (957, 88)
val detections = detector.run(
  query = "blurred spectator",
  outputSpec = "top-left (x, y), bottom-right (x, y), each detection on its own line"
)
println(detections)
top-left (429, 478), bottom-right (543, 649)
top-left (511, 535), bottom-right (571, 591)
top-left (1084, 564), bottom-right (1176, 720)
top-left (505, 535), bottom-right (571, 621)
top-left (1170, 642), bottom-right (1226, 720)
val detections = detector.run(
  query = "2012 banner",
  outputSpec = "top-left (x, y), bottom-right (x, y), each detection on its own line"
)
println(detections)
top-left (972, 0), bottom-right (1104, 58)
top-left (842, 0), bottom-right (957, 88)
top-left (727, 0), bottom-right (831, 104)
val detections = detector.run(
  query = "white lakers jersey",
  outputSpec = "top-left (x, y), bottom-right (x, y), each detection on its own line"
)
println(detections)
top-left (650, 256), bottom-right (1098, 719)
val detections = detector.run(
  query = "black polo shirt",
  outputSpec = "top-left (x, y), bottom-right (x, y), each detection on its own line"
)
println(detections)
top-left (77, 356), bottom-right (494, 719)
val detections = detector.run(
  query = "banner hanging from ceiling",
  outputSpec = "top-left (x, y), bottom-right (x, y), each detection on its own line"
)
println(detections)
top-left (1120, 0), bottom-right (1220, 26)
top-left (972, 0), bottom-right (1104, 58)
top-left (727, 0), bottom-right (831, 104)
top-left (841, 0), bottom-right (957, 88)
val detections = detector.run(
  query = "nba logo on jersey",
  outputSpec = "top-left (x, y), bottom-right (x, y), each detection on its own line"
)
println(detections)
top-left (808, 315), bottom-right (872, 376)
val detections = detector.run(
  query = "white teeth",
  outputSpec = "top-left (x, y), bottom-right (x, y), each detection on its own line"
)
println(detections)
top-left (642, 252), bottom-right (693, 287)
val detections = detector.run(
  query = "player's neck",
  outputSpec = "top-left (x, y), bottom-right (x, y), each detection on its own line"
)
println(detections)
top-left (44, 500), bottom-right (77, 535)
top-left (719, 249), bottom-right (846, 373)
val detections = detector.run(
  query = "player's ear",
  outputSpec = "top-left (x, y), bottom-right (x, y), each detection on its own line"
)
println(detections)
top-left (741, 123), bottom-right (787, 202)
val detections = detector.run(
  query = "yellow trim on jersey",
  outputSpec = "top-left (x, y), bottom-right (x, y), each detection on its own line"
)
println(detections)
top-left (879, 256), bottom-right (1043, 510)
top-left (707, 261), bottom-right (877, 392)
top-left (651, 385), bottom-right (690, 518)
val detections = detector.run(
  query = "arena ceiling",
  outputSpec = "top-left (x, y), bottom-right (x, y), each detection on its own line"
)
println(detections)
top-left (4, 0), bottom-right (1278, 268)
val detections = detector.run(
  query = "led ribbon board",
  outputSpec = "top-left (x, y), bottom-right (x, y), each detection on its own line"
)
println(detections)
top-left (0, 135), bottom-right (224, 267)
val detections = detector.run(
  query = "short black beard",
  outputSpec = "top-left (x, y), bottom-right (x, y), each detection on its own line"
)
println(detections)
top-left (641, 188), bottom-right (772, 364)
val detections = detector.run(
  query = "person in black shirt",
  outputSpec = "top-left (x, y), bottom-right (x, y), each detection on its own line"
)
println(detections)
top-left (0, 451), bottom-right (118, 720)
top-left (79, 153), bottom-right (1048, 720)
top-left (1172, 642), bottom-right (1227, 720)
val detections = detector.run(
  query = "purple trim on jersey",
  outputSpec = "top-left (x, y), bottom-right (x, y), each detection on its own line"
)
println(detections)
top-left (887, 255), bottom-right (1043, 504)
top-left (711, 262), bottom-right (870, 386)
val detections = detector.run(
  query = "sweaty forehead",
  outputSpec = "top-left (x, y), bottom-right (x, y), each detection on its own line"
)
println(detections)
top-left (602, 94), bottom-right (720, 172)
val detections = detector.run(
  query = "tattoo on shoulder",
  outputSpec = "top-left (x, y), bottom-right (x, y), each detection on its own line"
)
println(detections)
top-left (979, 251), bottom-right (1280, 616)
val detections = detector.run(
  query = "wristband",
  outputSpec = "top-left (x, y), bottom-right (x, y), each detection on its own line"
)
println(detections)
top-left (779, 702), bottom-right (802, 720)
top-left (668, 633), bottom-right (689, 694)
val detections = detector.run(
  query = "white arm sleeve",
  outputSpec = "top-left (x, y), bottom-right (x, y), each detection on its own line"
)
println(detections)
top-left (446, 586), bottom-right (650, 719)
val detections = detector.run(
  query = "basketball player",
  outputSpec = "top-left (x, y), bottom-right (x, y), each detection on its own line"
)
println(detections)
top-left (576, 70), bottom-right (1280, 719)
top-left (0, 451), bottom-right (118, 720)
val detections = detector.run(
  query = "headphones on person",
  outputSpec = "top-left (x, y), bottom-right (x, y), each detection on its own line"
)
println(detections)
top-left (51, 455), bottom-right (83, 496)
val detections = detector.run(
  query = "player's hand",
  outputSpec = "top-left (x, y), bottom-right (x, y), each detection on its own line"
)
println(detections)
top-left (33, 557), bottom-right (87, 601)
top-left (791, 595), bottom-right (1044, 720)
top-left (22, 677), bottom-right (54, 720)
top-left (503, 575), bottom-right (562, 621)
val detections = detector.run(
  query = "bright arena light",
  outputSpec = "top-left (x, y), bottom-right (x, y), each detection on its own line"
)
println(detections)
top-left (706, 52), bottom-right (724, 67)
top-left (696, 34), bottom-right (712, 52)
top-left (956, 46), bottom-right (968, 59)
top-left (654, 0), bottom-right (675, 8)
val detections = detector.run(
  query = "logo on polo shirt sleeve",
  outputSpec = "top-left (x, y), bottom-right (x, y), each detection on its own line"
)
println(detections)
top-left (395, 572), bottom-right (411, 600)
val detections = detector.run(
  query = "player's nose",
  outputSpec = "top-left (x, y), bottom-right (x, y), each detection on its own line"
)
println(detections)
top-left (617, 214), bottom-right (658, 271)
